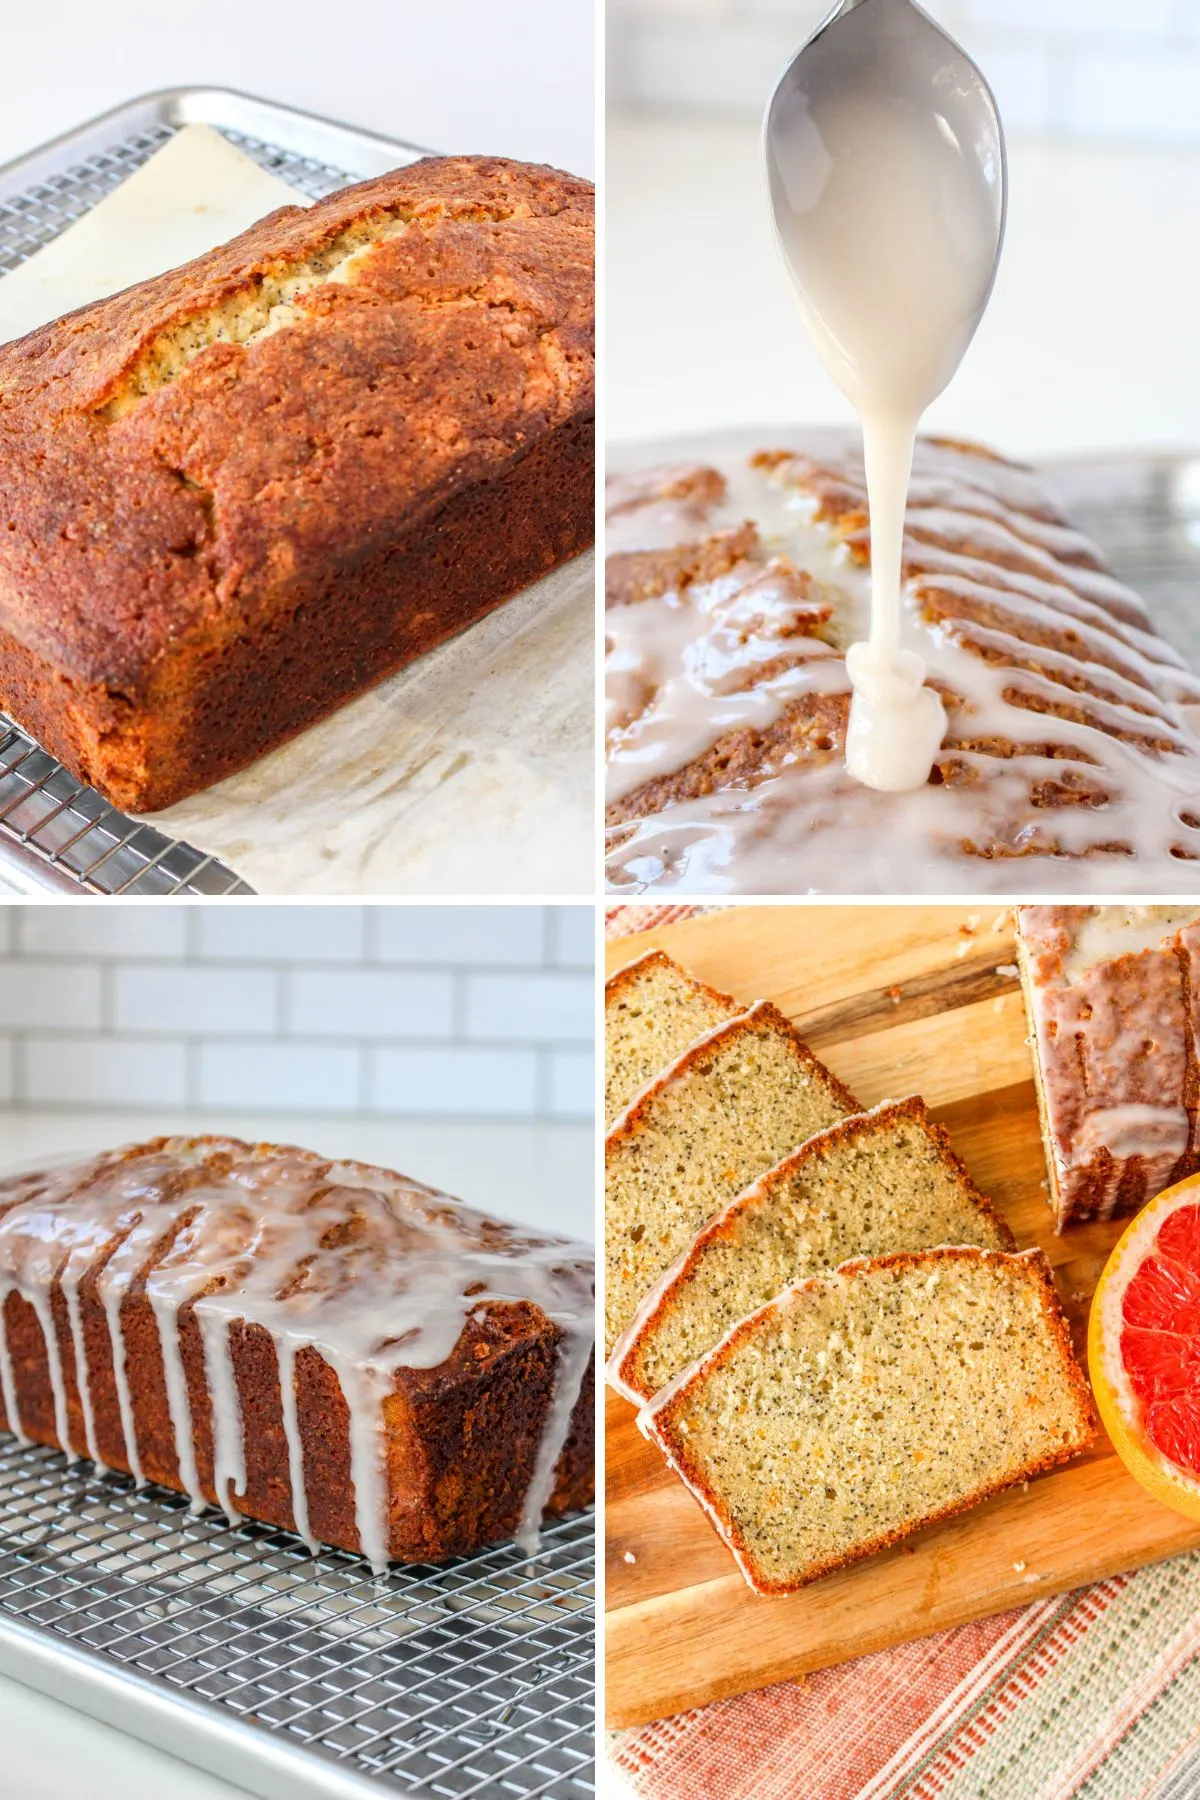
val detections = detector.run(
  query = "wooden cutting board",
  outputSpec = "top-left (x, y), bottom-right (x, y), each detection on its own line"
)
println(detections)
top-left (604, 904), bottom-right (1200, 1730)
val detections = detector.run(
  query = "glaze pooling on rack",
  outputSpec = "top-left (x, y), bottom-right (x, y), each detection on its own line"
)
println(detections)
top-left (605, 429), bottom-right (1200, 894)
top-left (0, 1138), bottom-right (594, 1573)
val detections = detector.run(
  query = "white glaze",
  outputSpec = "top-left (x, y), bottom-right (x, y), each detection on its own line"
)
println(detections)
top-left (605, 432), bottom-right (1200, 895)
top-left (1020, 907), bottom-right (1200, 1223)
top-left (275, 1340), bottom-right (313, 1551)
top-left (1069, 1104), bottom-right (1190, 1167)
top-left (64, 1278), bottom-right (104, 1469)
top-left (1060, 906), bottom-right (1200, 985)
top-left (764, 2), bottom-right (1003, 789)
top-left (0, 1139), bottom-right (593, 1574)
top-left (514, 1321), bottom-right (596, 1554)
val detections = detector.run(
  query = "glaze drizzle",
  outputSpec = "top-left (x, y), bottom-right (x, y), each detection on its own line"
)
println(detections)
top-left (0, 1138), bottom-right (594, 1573)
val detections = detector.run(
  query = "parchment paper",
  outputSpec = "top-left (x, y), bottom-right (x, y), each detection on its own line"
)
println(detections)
top-left (144, 551), bottom-right (594, 894)
top-left (0, 126), bottom-right (594, 894)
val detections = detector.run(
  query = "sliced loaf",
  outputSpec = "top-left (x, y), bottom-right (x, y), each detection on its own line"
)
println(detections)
top-left (608, 1097), bottom-right (1016, 1401)
top-left (641, 1246), bottom-right (1096, 1594)
top-left (605, 949), bottom-right (742, 1125)
top-left (604, 1000), bottom-right (858, 1356)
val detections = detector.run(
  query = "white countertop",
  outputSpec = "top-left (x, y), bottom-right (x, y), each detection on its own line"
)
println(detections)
top-left (0, 1110), bottom-right (592, 1800)
top-left (608, 120), bottom-right (1200, 460)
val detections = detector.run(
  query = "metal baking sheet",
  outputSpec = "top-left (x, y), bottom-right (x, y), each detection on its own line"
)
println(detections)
top-left (0, 86), bottom-right (427, 895)
top-left (0, 1437), bottom-right (594, 1799)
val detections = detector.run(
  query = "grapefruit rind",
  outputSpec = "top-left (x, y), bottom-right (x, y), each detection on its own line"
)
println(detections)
top-left (1089, 1171), bottom-right (1200, 1524)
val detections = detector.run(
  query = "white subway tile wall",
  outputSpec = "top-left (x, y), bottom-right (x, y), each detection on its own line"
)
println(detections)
top-left (609, 0), bottom-right (1200, 145)
top-left (0, 906), bottom-right (594, 1123)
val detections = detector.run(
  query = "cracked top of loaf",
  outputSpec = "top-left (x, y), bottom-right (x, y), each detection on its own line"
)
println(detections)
top-left (0, 155), bottom-right (594, 693)
top-left (605, 429), bottom-right (1200, 894)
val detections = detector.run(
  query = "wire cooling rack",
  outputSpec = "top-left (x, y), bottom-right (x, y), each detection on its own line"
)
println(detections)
top-left (0, 1436), bottom-right (595, 1799)
top-left (0, 89), bottom-right (423, 895)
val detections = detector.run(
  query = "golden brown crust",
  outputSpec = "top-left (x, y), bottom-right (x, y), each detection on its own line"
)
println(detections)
top-left (605, 463), bottom-right (727, 522)
top-left (606, 692), bottom-right (847, 827)
top-left (605, 526), bottom-right (759, 607)
top-left (644, 1246), bottom-right (1095, 1595)
top-left (0, 1134), bottom-right (594, 1562)
top-left (603, 947), bottom-right (740, 1018)
top-left (604, 949), bottom-right (746, 1125)
top-left (0, 156), bottom-right (595, 811)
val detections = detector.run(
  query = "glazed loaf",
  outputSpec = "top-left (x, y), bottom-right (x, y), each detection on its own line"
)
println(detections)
top-left (0, 155), bottom-right (594, 811)
top-left (1016, 905), bottom-right (1200, 1227)
top-left (606, 430), bottom-right (1200, 893)
top-left (0, 1137), bottom-right (595, 1570)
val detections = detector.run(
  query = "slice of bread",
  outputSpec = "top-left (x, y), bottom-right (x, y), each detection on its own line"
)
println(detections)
top-left (605, 949), bottom-right (742, 1125)
top-left (640, 1246), bottom-right (1096, 1595)
top-left (605, 1000), bottom-right (859, 1356)
top-left (608, 1097), bottom-right (1017, 1402)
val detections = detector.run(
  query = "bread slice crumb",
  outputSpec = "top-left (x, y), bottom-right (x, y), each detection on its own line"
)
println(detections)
top-left (640, 1246), bottom-right (1095, 1595)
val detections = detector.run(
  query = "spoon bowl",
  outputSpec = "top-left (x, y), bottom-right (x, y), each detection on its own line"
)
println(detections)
top-left (763, 0), bottom-right (1007, 417)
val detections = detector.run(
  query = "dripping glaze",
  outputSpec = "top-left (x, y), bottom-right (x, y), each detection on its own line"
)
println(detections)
top-left (1019, 907), bottom-right (1200, 1222)
top-left (0, 1138), bottom-right (594, 1575)
top-left (764, 0), bottom-right (1006, 790)
top-left (604, 430), bottom-right (1200, 894)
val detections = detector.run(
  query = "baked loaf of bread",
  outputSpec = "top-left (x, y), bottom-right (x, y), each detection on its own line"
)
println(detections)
top-left (0, 155), bottom-right (594, 811)
top-left (608, 1096), bottom-right (1015, 1402)
top-left (606, 430), bottom-right (1200, 894)
top-left (1016, 905), bottom-right (1200, 1227)
top-left (640, 1247), bottom-right (1095, 1594)
top-left (604, 999), bottom-right (858, 1355)
top-left (604, 948), bottom-right (741, 1124)
top-left (0, 1137), bottom-right (594, 1570)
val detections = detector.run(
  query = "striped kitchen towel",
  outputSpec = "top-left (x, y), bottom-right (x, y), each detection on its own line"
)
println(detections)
top-left (605, 903), bottom-right (1200, 1800)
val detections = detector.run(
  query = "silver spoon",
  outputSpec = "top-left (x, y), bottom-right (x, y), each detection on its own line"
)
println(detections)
top-left (762, 0), bottom-right (1007, 792)
top-left (763, 0), bottom-right (1008, 388)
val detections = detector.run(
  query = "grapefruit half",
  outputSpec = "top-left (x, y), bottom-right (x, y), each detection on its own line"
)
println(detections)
top-left (1089, 1171), bottom-right (1200, 1522)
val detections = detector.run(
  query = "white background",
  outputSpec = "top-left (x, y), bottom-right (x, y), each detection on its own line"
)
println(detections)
top-left (608, 3), bottom-right (1200, 456)
top-left (0, 0), bottom-right (594, 177)
top-left (610, 0), bottom-right (1200, 146)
